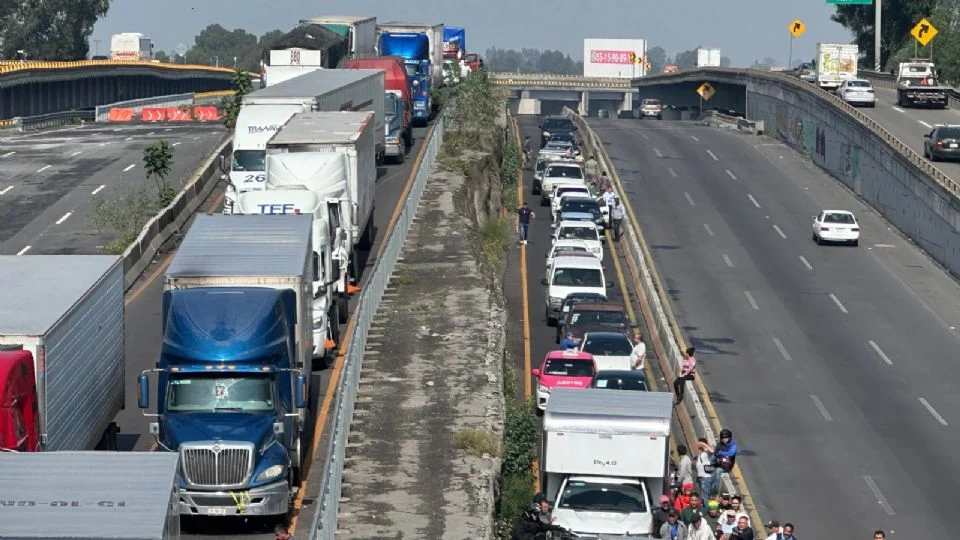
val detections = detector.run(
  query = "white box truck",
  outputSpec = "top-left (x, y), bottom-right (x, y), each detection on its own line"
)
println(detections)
top-left (377, 22), bottom-right (445, 90)
top-left (265, 48), bottom-right (324, 87)
top-left (110, 32), bottom-right (152, 60)
top-left (815, 43), bottom-right (858, 90)
top-left (0, 452), bottom-right (181, 539)
top-left (298, 15), bottom-right (378, 60)
top-left (696, 47), bottom-right (721, 67)
top-left (224, 68), bottom-right (386, 213)
top-left (542, 388), bottom-right (673, 537)
top-left (0, 255), bottom-right (124, 452)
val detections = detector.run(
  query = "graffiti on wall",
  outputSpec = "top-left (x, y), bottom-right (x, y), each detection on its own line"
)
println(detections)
top-left (769, 97), bottom-right (861, 182)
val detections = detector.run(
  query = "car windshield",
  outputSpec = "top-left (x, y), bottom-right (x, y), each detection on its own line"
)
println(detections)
top-left (232, 149), bottom-right (266, 172)
top-left (553, 246), bottom-right (589, 257)
top-left (558, 480), bottom-right (648, 513)
top-left (559, 226), bottom-right (598, 241)
top-left (552, 268), bottom-right (603, 287)
top-left (557, 187), bottom-right (589, 198)
top-left (642, 99), bottom-right (660, 106)
top-left (544, 118), bottom-right (574, 131)
top-left (546, 166), bottom-right (583, 179)
top-left (165, 373), bottom-right (275, 413)
top-left (824, 213), bottom-right (855, 224)
top-left (847, 80), bottom-right (870, 87)
top-left (562, 199), bottom-right (600, 214)
top-left (569, 310), bottom-right (625, 326)
top-left (543, 359), bottom-right (595, 377)
top-left (594, 375), bottom-right (649, 391)
top-left (937, 128), bottom-right (960, 138)
top-left (582, 335), bottom-right (632, 356)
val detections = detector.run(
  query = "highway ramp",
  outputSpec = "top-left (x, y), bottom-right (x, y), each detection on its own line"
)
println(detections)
top-left (0, 123), bottom-right (227, 255)
top-left (588, 117), bottom-right (960, 539)
top-left (115, 121), bottom-right (436, 540)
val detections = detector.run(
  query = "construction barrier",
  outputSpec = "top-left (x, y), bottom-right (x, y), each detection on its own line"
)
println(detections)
top-left (140, 108), bottom-right (166, 122)
top-left (107, 108), bottom-right (135, 122)
top-left (164, 107), bottom-right (192, 121)
top-left (193, 106), bottom-right (220, 121)
top-left (103, 105), bottom-right (221, 123)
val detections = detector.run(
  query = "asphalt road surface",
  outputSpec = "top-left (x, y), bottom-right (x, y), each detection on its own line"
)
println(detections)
top-left (115, 120), bottom-right (437, 539)
top-left (588, 116), bottom-right (960, 539)
top-left (0, 123), bottom-right (227, 255)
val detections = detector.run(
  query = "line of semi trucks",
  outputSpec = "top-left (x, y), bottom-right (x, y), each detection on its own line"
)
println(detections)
top-left (0, 15), bottom-right (481, 539)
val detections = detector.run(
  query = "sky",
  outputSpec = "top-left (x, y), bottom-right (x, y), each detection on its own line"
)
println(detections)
top-left (92, 0), bottom-right (855, 68)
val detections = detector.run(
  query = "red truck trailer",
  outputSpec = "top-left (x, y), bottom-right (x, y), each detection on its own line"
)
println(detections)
top-left (345, 56), bottom-right (412, 161)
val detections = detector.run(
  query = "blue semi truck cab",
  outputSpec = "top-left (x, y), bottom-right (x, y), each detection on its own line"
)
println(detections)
top-left (379, 32), bottom-right (432, 126)
top-left (137, 214), bottom-right (317, 517)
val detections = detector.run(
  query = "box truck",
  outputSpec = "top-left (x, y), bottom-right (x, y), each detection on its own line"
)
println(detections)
top-left (0, 452), bottom-right (181, 539)
top-left (0, 255), bottom-right (124, 452)
top-left (378, 21), bottom-right (445, 97)
top-left (696, 47), bottom-right (721, 67)
top-left (345, 55), bottom-right (413, 159)
top-left (110, 32), bottom-right (152, 60)
top-left (138, 215), bottom-right (316, 517)
top-left (815, 43), bottom-right (858, 90)
top-left (542, 388), bottom-right (673, 537)
top-left (224, 68), bottom-right (385, 213)
top-left (298, 15), bottom-right (378, 61)
top-left (264, 48), bottom-right (324, 87)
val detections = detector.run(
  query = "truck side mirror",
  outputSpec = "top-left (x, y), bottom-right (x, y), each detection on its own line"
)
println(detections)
top-left (531, 369), bottom-right (541, 376)
top-left (295, 375), bottom-right (307, 409)
top-left (312, 252), bottom-right (321, 282)
top-left (137, 374), bottom-right (150, 409)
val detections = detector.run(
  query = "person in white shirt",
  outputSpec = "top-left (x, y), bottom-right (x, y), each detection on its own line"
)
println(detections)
top-left (630, 331), bottom-right (646, 370)
top-left (677, 445), bottom-right (694, 486)
top-left (764, 520), bottom-right (783, 540)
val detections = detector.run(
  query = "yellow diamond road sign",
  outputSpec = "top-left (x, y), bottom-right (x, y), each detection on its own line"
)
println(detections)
top-left (789, 19), bottom-right (806, 38)
top-left (911, 18), bottom-right (938, 47)
top-left (697, 82), bottom-right (715, 101)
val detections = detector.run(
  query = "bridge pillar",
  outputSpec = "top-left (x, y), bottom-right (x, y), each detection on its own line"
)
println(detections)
top-left (521, 90), bottom-right (531, 99)
top-left (579, 91), bottom-right (590, 116)
top-left (518, 98), bottom-right (540, 115)
top-left (620, 91), bottom-right (633, 113)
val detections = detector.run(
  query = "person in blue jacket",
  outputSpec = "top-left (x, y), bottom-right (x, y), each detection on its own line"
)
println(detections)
top-left (710, 428), bottom-right (738, 488)
top-left (560, 332), bottom-right (578, 350)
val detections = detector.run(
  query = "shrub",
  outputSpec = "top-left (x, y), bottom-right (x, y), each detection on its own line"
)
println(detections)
top-left (454, 428), bottom-right (501, 457)
top-left (89, 186), bottom-right (161, 255)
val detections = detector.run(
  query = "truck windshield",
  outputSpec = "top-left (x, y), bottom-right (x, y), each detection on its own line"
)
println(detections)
top-left (165, 373), bottom-right (275, 413)
top-left (403, 63), bottom-right (419, 78)
top-left (552, 268), bottom-right (602, 287)
top-left (558, 480), bottom-right (648, 513)
top-left (232, 150), bottom-right (266, 172)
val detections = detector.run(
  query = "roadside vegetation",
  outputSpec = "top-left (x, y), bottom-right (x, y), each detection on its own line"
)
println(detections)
top-left (495, 358), bottom-right (539, 539)
top-left (222, 68), bottom-right (254, 129)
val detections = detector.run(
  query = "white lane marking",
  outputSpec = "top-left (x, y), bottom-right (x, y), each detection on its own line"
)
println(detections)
top-left (829, 293), bottom-right (848, 313)
top-left (892, 106), bottom-right (905, 113)
top-left (918, 397), bottom-right (948, 425)
top-left (863, 476), bottom-right (896, 516)
top-left (773, 338), bottom-right (793, 361)
top-left (164, 128), bottom-right (172, 132)
top-left (690, 135), bottom-right (700, 142)
top-left (36, 164), bottom-right (51, 173)
top-left (147, 131), bottom-right (155, 135)
top-left (54, 211), bottom-right (72, 225)
top-left (722, 254), bottom-right (734, 268)
top-left (122, 164), bottom-right (136, 172)
top-left (171, 142), bottom-right (181, 147)
top-left (773, 224), bottom-right (787, 239)
top-left (747, 193), bottom-right (760, 208)
top-left (192, 136), bottom-right (200, 141)
top-left (810, 394), bottom-right (833, 421)
top-left (654, 148), bottom-right (663, 158)
top-left (744, 290), bottom-right (759, 310)
top-left (91, 184), bottom-right (107, 195)
top-left (873, 243), bottom-right (895, 248)
top-left (1, 151), bottom-right (14, 157)
top-left (706, 149), bottom-right (719, 161)
top-left (799, 255), bottom-right (813, 270)
top-left (69, 150), bottom-right (82, 157)
top-left (703, 223), bottom-right (714, 237)
top-left (919, 120), bottom-right (932, 128)
top-left (726, 169), bottom-right (737, 180)
top-left (124, 136), bottom-right (133, 141)
top-left (668, 168), bottom-right (678, 177)
top-left (684, 192), bottom-right (695, 206)
top-left (16, 245), bottom-right (31, 256)
top-left (0, 186), bottom-right (12, 195)
top-left (868, 340), bottom-right (893, 366)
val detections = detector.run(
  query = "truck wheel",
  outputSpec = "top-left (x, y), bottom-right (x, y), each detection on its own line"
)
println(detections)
top-left (339, 292), bottom-right (349, 324)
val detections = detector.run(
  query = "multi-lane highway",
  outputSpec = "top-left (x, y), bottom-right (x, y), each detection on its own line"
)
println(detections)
top-left (0, 123), bottom-right (227, 255)
top-left (589, 116), bottom-right (960, 539)
top-left (115, 120), bottom-right (438, 539)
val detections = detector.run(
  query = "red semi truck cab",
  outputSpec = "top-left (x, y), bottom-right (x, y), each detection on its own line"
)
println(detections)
top-left (0, 349), bottom-right (39, 452)
top-left (345, 56), bottom-right (412, 134)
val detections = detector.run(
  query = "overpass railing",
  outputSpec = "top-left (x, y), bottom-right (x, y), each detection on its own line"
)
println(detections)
top-left (489, 71), bottom-right (632, 88)
top-left (0, 59), bottom-right (235, 76)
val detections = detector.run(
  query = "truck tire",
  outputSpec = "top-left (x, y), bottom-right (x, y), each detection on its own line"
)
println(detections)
top-left (339, 292), bottom-right (349, 324)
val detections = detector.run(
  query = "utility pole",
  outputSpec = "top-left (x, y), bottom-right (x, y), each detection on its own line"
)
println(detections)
top-left (875, 0), bottom-right (882, 71)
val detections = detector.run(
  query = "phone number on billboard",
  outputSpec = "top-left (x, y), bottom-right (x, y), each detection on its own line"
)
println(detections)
top-left (590, 50), bottom-right (633, 64)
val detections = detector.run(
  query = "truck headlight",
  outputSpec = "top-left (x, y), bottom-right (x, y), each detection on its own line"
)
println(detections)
top-left (538, 384), bottom-right (552, 394)
top-left (255, 464), bottom-right (286, 482)
top-left (592, 247), bottom-right (601, 253)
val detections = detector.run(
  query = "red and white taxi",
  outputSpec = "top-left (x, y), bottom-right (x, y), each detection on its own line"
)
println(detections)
top-left (531, 349), bottom-right (597, 412)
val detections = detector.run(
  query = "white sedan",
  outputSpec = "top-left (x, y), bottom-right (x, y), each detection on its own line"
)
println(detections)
top-left (836, 79), bottom-right (876, 107)
top-left (579, 331), bottom-right (635, 371)
top-left (812, 210), bottom-right (860, 246)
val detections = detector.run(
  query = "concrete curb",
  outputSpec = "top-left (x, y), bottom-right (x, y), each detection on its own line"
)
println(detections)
top-left (120, 135), bottom-right (232, 291)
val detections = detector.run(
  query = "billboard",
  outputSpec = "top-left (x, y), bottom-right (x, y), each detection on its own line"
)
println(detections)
top-left (583, 38), bottom-right (647, 78)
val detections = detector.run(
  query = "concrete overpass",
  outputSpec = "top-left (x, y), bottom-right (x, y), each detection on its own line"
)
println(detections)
top-left (488, 72), bottom-right (637, 116)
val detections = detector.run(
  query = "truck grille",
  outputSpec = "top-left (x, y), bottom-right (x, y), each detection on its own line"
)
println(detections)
top-left (182, 444), bottom-right (252, 487)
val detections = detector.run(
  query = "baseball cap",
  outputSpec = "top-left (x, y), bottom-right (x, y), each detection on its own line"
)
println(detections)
top-left (766, 520), bottom-right (780, 528)
top-left (690, 511), bottom-right (703, 521)
top-left (707, 500), bottom-right (720, 510)
top-left (659, 495), bottom-right (671, 504)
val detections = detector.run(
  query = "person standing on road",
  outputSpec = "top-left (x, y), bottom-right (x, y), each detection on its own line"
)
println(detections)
top-left (673, 347), bottom-right (697, 404)
top-left (764, 520), bottom-right (783, 540)
top-left (779, 523), bottom-right (796, 540)
top-left (695, 438), bottom-right (716, 500)
top-left (560, 332), bottom-right (578, 350)
top-left (728, 516), bottom-right (755, 540)
top-left (516, 202), bottom-right (535, 245)
top-left (584, 155), bottom-right (599, 184)
top-left (630, 331), bottom-right (646, 370)
top-left (523, 136), bottom-right (532, 166)
top-left (686, 512), bottom-right (714, 540)
top-left (651, 495), bottom-right (673, 538)
top-left (597, 171), bottom-right (611, 191)
top-left (611, 197), bottom-right (626, 241)
top-left (677, 445), bottom-right (694, 486)
top-left (660, 510), bottom-right (687, 540)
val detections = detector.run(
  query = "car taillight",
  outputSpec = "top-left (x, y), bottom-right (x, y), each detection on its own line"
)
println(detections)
top-left (936, 141), bottom-right (943, 148)
top-left (820, 227), bottom-right (830, 231)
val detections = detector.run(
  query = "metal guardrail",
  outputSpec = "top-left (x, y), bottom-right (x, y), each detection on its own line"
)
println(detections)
top-left (94, 93), bottom-right (196, 122)
top-left (489, 71), bottom-right (632, 89)
top-left (307, 110), bottom-right (447, 540)
top-left (0, 59), bottom-right (235, 75)
top-left (0, 109), bottom-right (95, 132)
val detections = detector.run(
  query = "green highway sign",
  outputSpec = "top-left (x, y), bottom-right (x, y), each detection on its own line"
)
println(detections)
top-left (827, 0), bottom-right (873, 4)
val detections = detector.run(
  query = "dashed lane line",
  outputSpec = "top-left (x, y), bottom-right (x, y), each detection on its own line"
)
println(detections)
top-left (122, 164), bottom-right (136, 172)
top-left (829, 293), bottom-right (848, 314)
top-left (773, 337), bottom-right (793, 361)
top-left (16, 245), bottom-right (30, 255)
top-left (918, 397), bottom-right (948, 426)
top-left (868, 340), bottom-right (893, 366)
top-left (36, 164), bottom-right (51, 173)
top-left (684, 192), bottom-right (695, 206)
top-left (744, 290), bottom-right (759, 310)
top-left (773, 224), bottom-right (788, 239)
top-left (54, 212), bottom-right (72, 225)
top-left (747, 193), bottom-right (760, 208)
top-left (722, 254), bottom-right (733, 268)
top-left (706, 149), bottom-right (719, 161)
top-left (810, 394), bottom-right (833, 422)
top-left (703, 223), bottom-right (715, 237)
top-left (91, 184), bottom-right (107, 195)
top-left (799, 255), bottom-right (813, 271)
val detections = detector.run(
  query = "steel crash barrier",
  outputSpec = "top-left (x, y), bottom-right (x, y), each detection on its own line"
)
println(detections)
top-left (488, 71), bottom-right (632, 89)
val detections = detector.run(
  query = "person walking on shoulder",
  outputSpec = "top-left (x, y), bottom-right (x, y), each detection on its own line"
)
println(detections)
top-left (516, 202), bottom-right (534, 245)
top-left (673, 347), bottom-right (697, 404)
top-left (630, 330), bottom-right (646, 370)
top-left (611, 197), bottom-right (626, 241)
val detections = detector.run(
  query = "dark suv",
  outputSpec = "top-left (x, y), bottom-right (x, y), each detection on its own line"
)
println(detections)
top-left (540, 115), bottom-right (576, 148)
top-left (557, 303), bottom-right (628, 344)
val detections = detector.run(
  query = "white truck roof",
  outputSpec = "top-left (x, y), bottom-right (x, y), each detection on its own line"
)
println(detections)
top-left (544, 388), bottom-right (673, 435)
top-left (266, 152), bottom-right (350, 200)
top-left (243, 69), bottom-right (381, 103)
top-left (0, 451), bottom-right (179, 539)
top-left (268, 110), bottom-right (373, 147)
top-left (551, 253), bottom-right (603, 270)
top-left (166, 214), bottom-right (313, 278)
top-left (0, 255), bottom-right (121, 336)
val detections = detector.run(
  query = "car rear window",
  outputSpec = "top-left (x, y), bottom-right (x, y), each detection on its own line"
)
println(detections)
top-left (582, 335), bottom-right (632, 355)
top-left (544, 118), bottom-right (574, 131)
top-left (546, 166), bottom-right (583, 179)
top-left (558, 225), bottom-right (598, 241)
top-left (937, 128), bottom-right (960, 138)
top-left (569, 310), bottom-right (626, 326)
top-left (642, 99), bottom-right (660, 105)
top-left (824, 213), bottom-right (855, 224)
top-left (847, 80), bottom-right (870, 87)
top-left (543, 359), bottom-right (595, 376)
top-left (594, 375), bottom-right (648, 391)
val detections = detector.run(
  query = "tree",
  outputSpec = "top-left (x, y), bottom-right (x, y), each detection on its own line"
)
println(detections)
top-left (884, 3), bottom-right (960, 82)
top-left (720, 56), bottom-right (732, 67)
top-left (674, 49), bottom-right (698, 69)
top-left (646, 46), bottom-right (667, 73)
top-left (183, 24), bottom-right (284, 72)
top-left (154, 50), bottom-right (170, 63)
top-left (1, 0), bottom-right (110, 60)
top-left (143, 140), bottom-right (175, 206)
top-left (221, 68), bottom-right (253, 129)
top-left (484, 47), bottom-right (582, 74)
top-left (832, 0), bottom-right (936, 70)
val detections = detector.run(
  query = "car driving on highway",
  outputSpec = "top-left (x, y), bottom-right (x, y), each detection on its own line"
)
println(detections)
top-left (923, 125), bottom-right (960, 161)
top-left (812, 209), bottom-right (860, 246)
top-left (553, 220), bottom-right (603, 260)
top-left (836, 78), bottom-right (876, 107)
top-left (640, 98), bottom-right (662, 119)
top-left (532, 349), bottom-right (597, 412)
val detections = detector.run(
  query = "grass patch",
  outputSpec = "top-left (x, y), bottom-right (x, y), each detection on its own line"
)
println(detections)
top-left (390, 271), bottom-right (414, 286)
top-left (88, 185), bottom-right (162, 255)
top-left (454, 428), bottom-right (501, 457)
top-left (480, 216), bottom-right (511, 269)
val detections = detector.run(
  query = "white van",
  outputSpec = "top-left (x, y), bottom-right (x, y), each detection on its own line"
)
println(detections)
top-left (545, 239), bottom-right (594, 282)
top-left (553, 220), bottom-right (603, 261)
top-left (540, 162), bottom-right (585, 206)
top-left (542, 254), bottom-right (607, 324)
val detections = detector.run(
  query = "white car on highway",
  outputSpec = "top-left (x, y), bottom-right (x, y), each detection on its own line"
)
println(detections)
top-left (545, 239), bottom-right (594, 281)
top-left (540, 162), bottom-right (586, 206)
top-left (579, 331), bottom-right (635, 371)
top-left (552, 185), bottom-right (593, 221)
top-left (836, 79), bottom-right (876, 107)
top-left (553, 220), bottom-right (603, 261)
top-left (812, 210), bottom-right (860, 246)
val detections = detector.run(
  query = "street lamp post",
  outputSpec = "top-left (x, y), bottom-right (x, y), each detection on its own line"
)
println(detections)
top-left (875, 0), bottom-right (882, 71)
